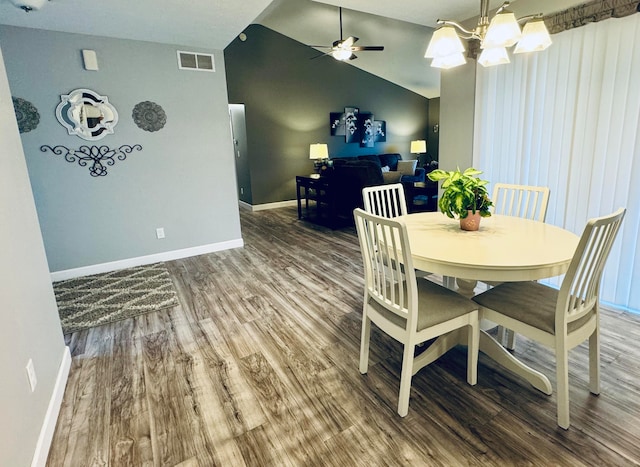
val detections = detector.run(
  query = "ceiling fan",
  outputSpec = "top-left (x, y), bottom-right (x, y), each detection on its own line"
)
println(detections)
top-left (310, 7), bottom-right (384, 61)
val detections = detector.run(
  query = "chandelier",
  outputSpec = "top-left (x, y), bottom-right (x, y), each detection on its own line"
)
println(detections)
top-left (425, 0), bottom-right (552, 69)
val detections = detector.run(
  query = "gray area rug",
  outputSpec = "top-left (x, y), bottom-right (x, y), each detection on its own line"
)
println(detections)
top-left (53, 262), bottom-right (179, 334)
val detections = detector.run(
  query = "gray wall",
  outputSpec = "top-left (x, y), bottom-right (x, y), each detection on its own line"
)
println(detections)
top-left (0, 45), bottom-right (67, 467)
top-left (439, 61), bottom-right (476, 172)
top-left (0, 26), bottom-right (241, 272)
top-left (225, 24), bottom-right (434, 205)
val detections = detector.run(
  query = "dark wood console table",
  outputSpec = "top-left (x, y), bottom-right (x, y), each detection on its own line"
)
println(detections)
top-left (296, 175), bottom-right (337, 228)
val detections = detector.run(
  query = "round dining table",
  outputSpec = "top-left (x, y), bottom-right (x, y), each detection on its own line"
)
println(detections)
top-left (396, 212), bottom-right (580, 395)
top-left (398, 211), bottom-right (580, 283)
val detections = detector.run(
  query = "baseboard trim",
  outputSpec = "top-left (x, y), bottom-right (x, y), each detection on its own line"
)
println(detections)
top-left (243, 199), bottom-right (297, 212)
top-left (31, 346), bottom-right (71, 467)
top-left (50, 239), bottom-right (244, 282)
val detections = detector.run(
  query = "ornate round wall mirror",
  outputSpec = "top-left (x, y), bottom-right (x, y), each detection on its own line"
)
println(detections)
top-left (55, 89), bottom-right (118, 140)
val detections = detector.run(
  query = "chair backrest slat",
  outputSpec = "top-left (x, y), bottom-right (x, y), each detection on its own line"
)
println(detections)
top-left (354, 208), bottom-right (417, 325)
top-left (492, 183), bottom-right (550, 222)
top-left (558, 208), bottom-right (625, 326)
top-left (363, 183), bottom-right (408, 219)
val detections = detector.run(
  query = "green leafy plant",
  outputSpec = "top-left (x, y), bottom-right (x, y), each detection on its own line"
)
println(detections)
top-left (427, 167), bottom-right (493, 219)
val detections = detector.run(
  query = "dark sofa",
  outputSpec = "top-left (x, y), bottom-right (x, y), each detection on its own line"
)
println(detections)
top-left (327, 153), bottom-right (426, 221)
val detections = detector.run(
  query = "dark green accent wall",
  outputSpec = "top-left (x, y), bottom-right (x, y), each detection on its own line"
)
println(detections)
top-left (225, 24), bottom-right (434, 205)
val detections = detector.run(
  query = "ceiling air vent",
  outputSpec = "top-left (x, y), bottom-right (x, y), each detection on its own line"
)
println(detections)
top-left (177, 51), bottom-right (215, 72)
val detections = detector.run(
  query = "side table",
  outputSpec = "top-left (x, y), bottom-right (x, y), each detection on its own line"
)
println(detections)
top-left (296, 175), bottom-right (337, 227)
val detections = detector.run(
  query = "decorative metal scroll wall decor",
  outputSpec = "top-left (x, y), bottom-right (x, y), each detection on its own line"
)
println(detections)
top-left (12, 97), bottom-right (40, 133)
top-left (132, 101), bottom-right (167, 132)
top-left (40, 144), bottom-right (142, 177)
top-left (330, 106), bottom-right (386, 148)
top-left (56, 89), bottom-right (119, 141)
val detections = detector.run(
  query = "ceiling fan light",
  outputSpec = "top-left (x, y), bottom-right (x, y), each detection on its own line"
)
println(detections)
top-left (483, 11), bottom-right (521, 49)
top-left (478, 47), bottom-right (510, 67)
top-left (332, 49), bottom-right (352, 61)
top-left (431, 52), bottom-right (467, 70)
top-left (514, 19), bottom-right (552, 53)
top-left (425, 26), bottom-right (465, 58)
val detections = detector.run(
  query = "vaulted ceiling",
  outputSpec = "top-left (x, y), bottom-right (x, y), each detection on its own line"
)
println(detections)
top-left (0, 0), bottom-right (587, 98)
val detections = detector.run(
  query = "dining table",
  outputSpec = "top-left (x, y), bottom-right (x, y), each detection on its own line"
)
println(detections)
top-left (396, 211), bottom-right (580, 395)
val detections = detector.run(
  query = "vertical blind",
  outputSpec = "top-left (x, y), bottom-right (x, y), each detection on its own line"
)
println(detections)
top-left (473, 13), bottom-right (640, 313)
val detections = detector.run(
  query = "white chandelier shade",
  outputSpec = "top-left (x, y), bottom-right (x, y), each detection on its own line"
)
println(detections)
top-left (431, 53), bottom-right (467, 69)
top-left (477, 47), bottom-right (510, 67)
top-left (482, 11), bottom-right (521, 49)
top-left (514, 19), bottom-right (553, 53)
top-left (424, 26), bottom-right (465, 58)
top-left (425, 0), bottom-right (552, 69)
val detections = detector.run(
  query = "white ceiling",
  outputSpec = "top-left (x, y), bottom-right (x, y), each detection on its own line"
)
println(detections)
top-left (0, 0), bottom-right (274, 50)
top-left (0, 0), bottom-right (587, 98)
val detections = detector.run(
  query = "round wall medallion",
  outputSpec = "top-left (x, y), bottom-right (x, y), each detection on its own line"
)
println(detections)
top-left (132, 101), bottom-right (167, 132)
top-left (12, 97), bottom-right (40, 133)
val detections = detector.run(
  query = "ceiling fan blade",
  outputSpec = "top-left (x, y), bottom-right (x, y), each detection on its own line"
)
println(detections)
top-left (351, 46), bottom-right (384, 52)
top-left (310, 52), bottom-right (331, 60)
top-left (343, 36), bottom-right (358, 47)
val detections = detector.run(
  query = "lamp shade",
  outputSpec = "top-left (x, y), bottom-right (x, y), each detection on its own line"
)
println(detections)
top-left (483, 11), bottom-right (522, 49)
top-left (514, 19), bottom-right (552, 53)
top-left (410, 140), bottom-right (426, 154)
top-left (309, 143), bottom-right (328, 160)
top-left (425, 26), bottom-right (465, 58)
top-left (431, 52), bottom-right (467, 69)
top-left (478, 47), bottom-right (510, 67)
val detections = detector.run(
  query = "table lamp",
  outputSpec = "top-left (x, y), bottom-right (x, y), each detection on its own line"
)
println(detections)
top-left (309, 143), bottom-right (329, 178)
top-left (410, 140), bottom-right (426, 160)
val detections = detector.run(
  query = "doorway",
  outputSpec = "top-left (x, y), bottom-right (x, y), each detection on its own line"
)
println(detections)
top-left (229, 104), bottom-right (250, 204)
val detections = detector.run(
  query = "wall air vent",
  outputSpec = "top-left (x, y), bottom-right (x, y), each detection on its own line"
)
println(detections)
top-left (177, 51), bottom-right (215, 72)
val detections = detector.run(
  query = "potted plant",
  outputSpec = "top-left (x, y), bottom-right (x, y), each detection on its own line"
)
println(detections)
top-left (427, 167), bottom-right (493, 231)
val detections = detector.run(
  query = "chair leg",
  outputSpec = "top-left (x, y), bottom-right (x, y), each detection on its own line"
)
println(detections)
top-left (467, 322), bottom-right (479, 386)
top-left (397, 344), bottom-right (414, 417)
top-left (589, 328), bottom-right (600, 395)
top-left (359, 315), bottom-right (371, 374)
top-left (505, 329), bottom-right (517, 350)
top-left (556, 345), bottom-right (570, 429)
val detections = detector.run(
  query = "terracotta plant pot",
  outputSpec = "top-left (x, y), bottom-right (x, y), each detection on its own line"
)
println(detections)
top-left (460, 211), bottom-right (482, 231)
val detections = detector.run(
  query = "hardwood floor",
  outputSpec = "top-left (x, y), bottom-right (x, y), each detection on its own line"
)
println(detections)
top-left (48, 206), bottom-right (640, 466)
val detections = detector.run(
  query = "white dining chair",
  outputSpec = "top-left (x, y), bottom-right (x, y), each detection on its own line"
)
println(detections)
top-left (363, 184), bottom-right (430, 279)
top-left (489, 183), bottom-right (551, 348)
top-left (491, 183), bottom-right (550, 222)
top-left (472, 207), bottom-right (626, 429)
top-left (353, 208), bottom-right (479, 417)
top-left (363, 183), bottom-right (408, 218)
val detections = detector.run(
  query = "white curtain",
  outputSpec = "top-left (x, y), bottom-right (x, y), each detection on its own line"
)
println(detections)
top-left (473, 13), bottom-right (640, 313)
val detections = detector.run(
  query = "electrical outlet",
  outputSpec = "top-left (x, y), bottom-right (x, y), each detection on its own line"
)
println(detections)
top-left (240, 187), bottom-right (244, 195)
top-left (26, 359), bottom-right (37, 392)
top-left (156, 227), bottom-right (165, 239)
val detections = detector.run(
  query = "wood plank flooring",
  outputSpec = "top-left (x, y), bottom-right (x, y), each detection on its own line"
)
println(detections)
top-left (48, 206), bottom-right (640, 466)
